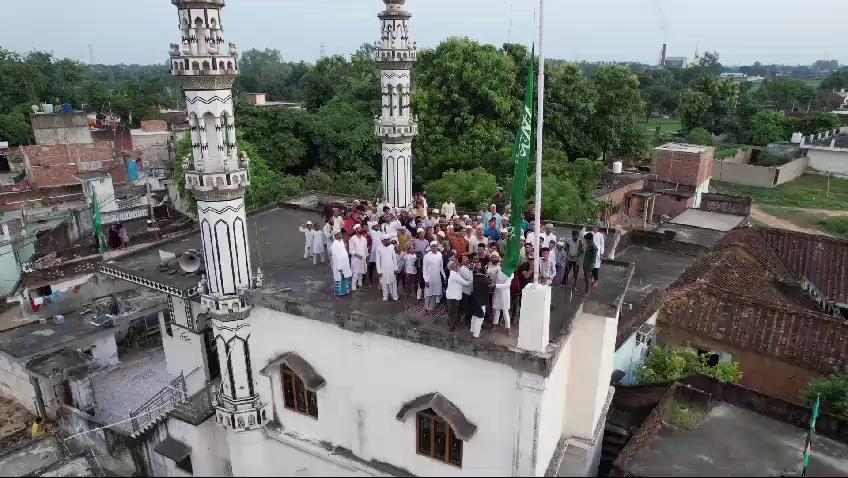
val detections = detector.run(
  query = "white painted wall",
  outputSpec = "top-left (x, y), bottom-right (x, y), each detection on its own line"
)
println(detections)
top-left (693, 178), bottom-right (711, 209)
top-left (158, 311), bottom-right (209, 395)
top-left (808, 149), bottom-right (848, 176)
top-left (90, 333), bottom-right (119, 366)
top-left (242, 305), bottom-right (523, 477)
top-left (164, 416), bottom-right (231, 477)
top-left (0, 353), bottom-right (60, 417)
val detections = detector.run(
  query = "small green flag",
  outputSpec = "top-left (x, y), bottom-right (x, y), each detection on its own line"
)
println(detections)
top-left (802, 394), bottom-right (820, 477)
top-left (92, 190), bottom-right (106, 254)
top-left (503, 46), bottom-right (536, 276)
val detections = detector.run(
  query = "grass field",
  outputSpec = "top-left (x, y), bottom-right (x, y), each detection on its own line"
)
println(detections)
top-left (711, 174), bottom-right (848, 211)
top-left (645, 117), bottom-right (682, 134)
top-left (760, 206), bottom-right (848, 240)
top-left (800, 79), bottom-right (822, 89)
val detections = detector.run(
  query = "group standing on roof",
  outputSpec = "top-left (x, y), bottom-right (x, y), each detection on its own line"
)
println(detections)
top-left (299, 189), bottom-right (606, 339)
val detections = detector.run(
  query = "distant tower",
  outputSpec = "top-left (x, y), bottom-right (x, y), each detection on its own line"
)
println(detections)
top-left (88, 44), bottom-right (97, 65)
top-left (169, 0), bottom-right (266, 431)
top-left (374, 0), bottom-right (418, 208)
top-left (320, 42), bottom-right (326, 58)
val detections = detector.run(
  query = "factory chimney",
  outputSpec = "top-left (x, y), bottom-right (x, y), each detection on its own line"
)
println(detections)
top-left (660, 43), bottom-right (667, 67)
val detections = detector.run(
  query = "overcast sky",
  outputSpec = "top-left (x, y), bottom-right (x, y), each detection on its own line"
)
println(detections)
top-left (2, 0), bottom-right (845, 67)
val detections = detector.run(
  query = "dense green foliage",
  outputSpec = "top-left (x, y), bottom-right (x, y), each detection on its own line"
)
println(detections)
top-left (635, 346), bottom-right (743, 385)
top-left (802, 371), bottom-right (848, 420)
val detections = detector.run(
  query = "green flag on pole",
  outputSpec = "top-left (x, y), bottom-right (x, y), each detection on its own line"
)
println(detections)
top-left (802, 393), bottom-right (820, 477)
top-left (92, 190), bottom-right (106, 254)
top-left (503, 46), bottom-right (536, 276)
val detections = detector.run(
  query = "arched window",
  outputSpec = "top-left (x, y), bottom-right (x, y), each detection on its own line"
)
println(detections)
top-left (210, 17), bottom-right (217, 28)
top-left (226, 61), bottom-right (233, 70)
top-left (281, 364), bottom-right (318, 418)
top-left (219, 61), bottom-right (225, 70)
top-left (397, 84), bottom-right (404, 115)
top-left (202, 61), bottom-right (210, 70)
top-left (387, 85), bottom-right (394, 117)
top-left (396, 393), bottom-right (477, 469)
top-left (192, 61), bottom-right (200, 70)
top-left (222, 112), bottom-right (231, 155)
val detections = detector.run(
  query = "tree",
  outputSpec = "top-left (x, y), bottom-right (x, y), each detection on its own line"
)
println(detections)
top-left (235, 101), bottom-right (314, 173)
top-left (790, 112), bottom-right (842, 135)
top-left (635, 346), bottom-right (743, 385)
top-left (679, 76), bottom-right (740, 133)
top-left (802, 371), bottom-right (848, 420)
top-left (756, 77), bottom-right (817, 111)
top-left (526, 155), bottom-right (606, 223)
top-left (749, 111), bottom-right (787, 146)
top-left (821, 69), bottom-right (848, 91)
top-left (425, 168), bottom-right (498, 211)
top-left (413, 38), bottom-right (519, 182)
top-left (237, 48), bottom-right (308, 101)
top-left (686, 127), bottom-right (715, 146)
top-left (545, 64), bottom-right (599, 161)
top-left (696, 51), bottom-right (722, 76)
top-left (590, 65), bottom-right (647, 160)
top-left (301, 55), bottom-right (353, 112)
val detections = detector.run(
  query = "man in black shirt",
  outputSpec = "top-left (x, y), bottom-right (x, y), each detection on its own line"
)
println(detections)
top-left (470, 262), bottom-right (494, 338)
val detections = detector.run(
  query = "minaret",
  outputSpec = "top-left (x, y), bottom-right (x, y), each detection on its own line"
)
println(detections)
top-left (375, 0), bottom-right (419, 209)
top-left (169, 0), bottom-right (266, 431)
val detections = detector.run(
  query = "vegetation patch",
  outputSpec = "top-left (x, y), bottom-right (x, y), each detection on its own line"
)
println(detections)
top-left (666, 400), bottom-right (707, 431)
top-left (712, 175), bottom-right (848, 211)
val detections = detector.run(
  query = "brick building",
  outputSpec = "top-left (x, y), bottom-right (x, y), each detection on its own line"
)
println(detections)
top-left (656, 227), bottom-right (848, 404)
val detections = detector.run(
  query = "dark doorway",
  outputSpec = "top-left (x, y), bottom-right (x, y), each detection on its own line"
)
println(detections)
top-left (203, 328), bottom-right (221, 381)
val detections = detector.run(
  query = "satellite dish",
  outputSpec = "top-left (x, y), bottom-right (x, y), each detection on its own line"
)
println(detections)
top-left (179, 250), bottom-right (203, 273)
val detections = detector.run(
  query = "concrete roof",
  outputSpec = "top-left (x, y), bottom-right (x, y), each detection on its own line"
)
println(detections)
top-left (0, 313), bottom-right (113, 361)
top-left (103, 196), bottom-right (635, 376)
top-left (655, 143), bottom-right (713, 154)
top-left (614, 245), bottom-right (697, 348)
top-left (626, 402), bottom-right (848, 476)
top-left (669, 208), bottom-right (748, 232)
top-left (653, 223), bottom-right (729, 248)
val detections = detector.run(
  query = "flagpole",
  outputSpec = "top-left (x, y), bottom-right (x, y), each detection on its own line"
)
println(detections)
top-left (533, 0), bottom-right (545, 284)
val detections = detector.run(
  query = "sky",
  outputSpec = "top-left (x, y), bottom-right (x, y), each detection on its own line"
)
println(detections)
top-left (1, 0), bottom-right (846, 67)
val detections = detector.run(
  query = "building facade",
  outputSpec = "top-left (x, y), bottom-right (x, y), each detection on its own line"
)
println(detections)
top-left (375, 0), bottom-right (419, 208)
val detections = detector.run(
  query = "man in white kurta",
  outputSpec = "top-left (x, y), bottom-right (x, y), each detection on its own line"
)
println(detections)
top-left (298, 221), bottom-right (315, 260)
top-left (330, 232), bottom-right (353, 297)
top-left (309, 225), bottom-right (325, 265)
top-left (375, 235), bottom-right (399, 301)
top-left (422, 241), bottom-right (445, 312)
top-left (487, 253), bottom-right (514, 334)
top-left (348, 225), bottom-right (369, 291)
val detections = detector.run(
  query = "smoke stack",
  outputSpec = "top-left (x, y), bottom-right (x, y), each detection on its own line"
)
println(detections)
top-left (661, 43), bottom-right (667, 67)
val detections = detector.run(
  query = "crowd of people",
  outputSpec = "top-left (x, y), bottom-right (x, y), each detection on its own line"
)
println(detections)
top-left (298, 190), bottom-right (606, 339)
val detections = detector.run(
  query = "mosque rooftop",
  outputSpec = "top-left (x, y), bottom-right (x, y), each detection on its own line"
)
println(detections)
top-left (100, 193), bottom-right (634, 376)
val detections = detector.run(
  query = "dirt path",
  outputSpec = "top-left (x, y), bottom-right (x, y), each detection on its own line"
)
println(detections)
top-left (791, 208), bottom-right (848, 217)
top-left (750, 205), bottom-right (830, 236)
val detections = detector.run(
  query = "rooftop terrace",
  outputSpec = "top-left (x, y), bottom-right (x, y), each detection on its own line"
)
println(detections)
top-left (102, 197), bottom-right (635, 376)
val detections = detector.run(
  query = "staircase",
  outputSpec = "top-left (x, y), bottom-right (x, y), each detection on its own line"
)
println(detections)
top-left (128, 373), bottom-right (187, 438)
top-left (598, 408), bottom-right (637, 476)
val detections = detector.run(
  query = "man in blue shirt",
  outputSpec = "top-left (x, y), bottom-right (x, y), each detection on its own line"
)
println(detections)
top-left (484, 218), bottom-right (502, 242)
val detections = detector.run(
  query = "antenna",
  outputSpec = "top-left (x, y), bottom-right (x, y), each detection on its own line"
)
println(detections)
top-left (320, 42), bottom-right (326, 59)
top-left (88, 44), bottom-right (97, 65)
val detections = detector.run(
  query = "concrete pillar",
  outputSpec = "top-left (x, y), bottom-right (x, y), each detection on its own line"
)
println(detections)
top-left (513, 373), bottom-right (545, 476)
top-left (563, 303), bottom-right (619, 441)
top-left (517, 284), bottom-right (551, 353)
top-left (30, 375), bottom-right (47, 419)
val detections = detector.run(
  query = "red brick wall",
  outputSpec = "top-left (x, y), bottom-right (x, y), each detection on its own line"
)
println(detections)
top-left (141, 120), bottom-right (168, 132)
top-left (21, 143), bottom-right (126, 188)
top-left (659, 324), bottom-right (822, 405)
top-left (652, 148), bottom-right (714, 187)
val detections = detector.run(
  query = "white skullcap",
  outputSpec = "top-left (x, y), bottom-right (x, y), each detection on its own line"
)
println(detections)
top-left (306, 221), bottom-right (313, 225)
top-left (437, 231), bottom-right (446, 238)
top-left (430, 241), bottom-right (439, 246)
top-left (417, 228), bottom-right (425, 233)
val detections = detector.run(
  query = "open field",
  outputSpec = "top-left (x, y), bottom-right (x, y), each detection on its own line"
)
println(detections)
top-left (645, 116), bottom-right (682, 134)
top-left (712, 174), bottom-right (848, 211)
top-left (758, 206), bottom-right (848, 240)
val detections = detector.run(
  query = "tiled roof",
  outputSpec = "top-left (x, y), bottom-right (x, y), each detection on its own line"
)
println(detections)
top-left (716, 227), bottom-right (848, 304)
top-left (661, 226), bottom-right (848, 373)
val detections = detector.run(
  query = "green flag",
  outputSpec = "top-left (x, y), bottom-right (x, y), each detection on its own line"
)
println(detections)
top-left (503, 46), bottom-right (536, 276)
top-left (92, 190), bottom-right (106, 254)
top-left (802, 394), bottom-right (820, 477)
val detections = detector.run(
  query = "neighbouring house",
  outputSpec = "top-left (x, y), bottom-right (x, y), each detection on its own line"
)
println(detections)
top-left (611, 200), bottom-right (751, 385)
top-left (800, 128), bottom-right (848, 177)
top-left (656, 227), bottom-right (848, 404)
top-left (609, 376), bottom-right (848, 476)
top-left (593, 169), bottom-right (649, 228)
top-left (245, 93), bottom-right (303, 110)
top-left (651, 143), bottom-right (714, 209)
top-left (31, 112), bottom-right (94, 147)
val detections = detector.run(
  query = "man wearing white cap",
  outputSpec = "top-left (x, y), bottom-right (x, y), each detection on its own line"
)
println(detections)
top-left (541, 223), bottom-right (558, 251)
top-left (331, 231), bottom-right (353, 297)
top-left (349, 225), bottom-right (369, 291)
top-left (487, 252), bottom-right (514, 336)
top-left (422, 241), bottom-right (445, 313)
top-left (298, 221), bottom-right (314, 260)
top-left (376, 234), bottom-right (400, 301)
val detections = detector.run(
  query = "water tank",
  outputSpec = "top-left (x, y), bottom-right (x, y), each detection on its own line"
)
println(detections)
top-left (612, 161), bottom-right (623, 174)
top-left (41, 103), bottom-right (54, 114)
top-left (790, 132), bottom-right (803, 144)
top-left (62, 103), bottom-right (72, 114)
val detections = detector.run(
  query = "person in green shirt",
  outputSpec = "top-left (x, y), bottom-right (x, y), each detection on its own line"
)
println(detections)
top-left (583, 233), bottom-right (598, 294)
